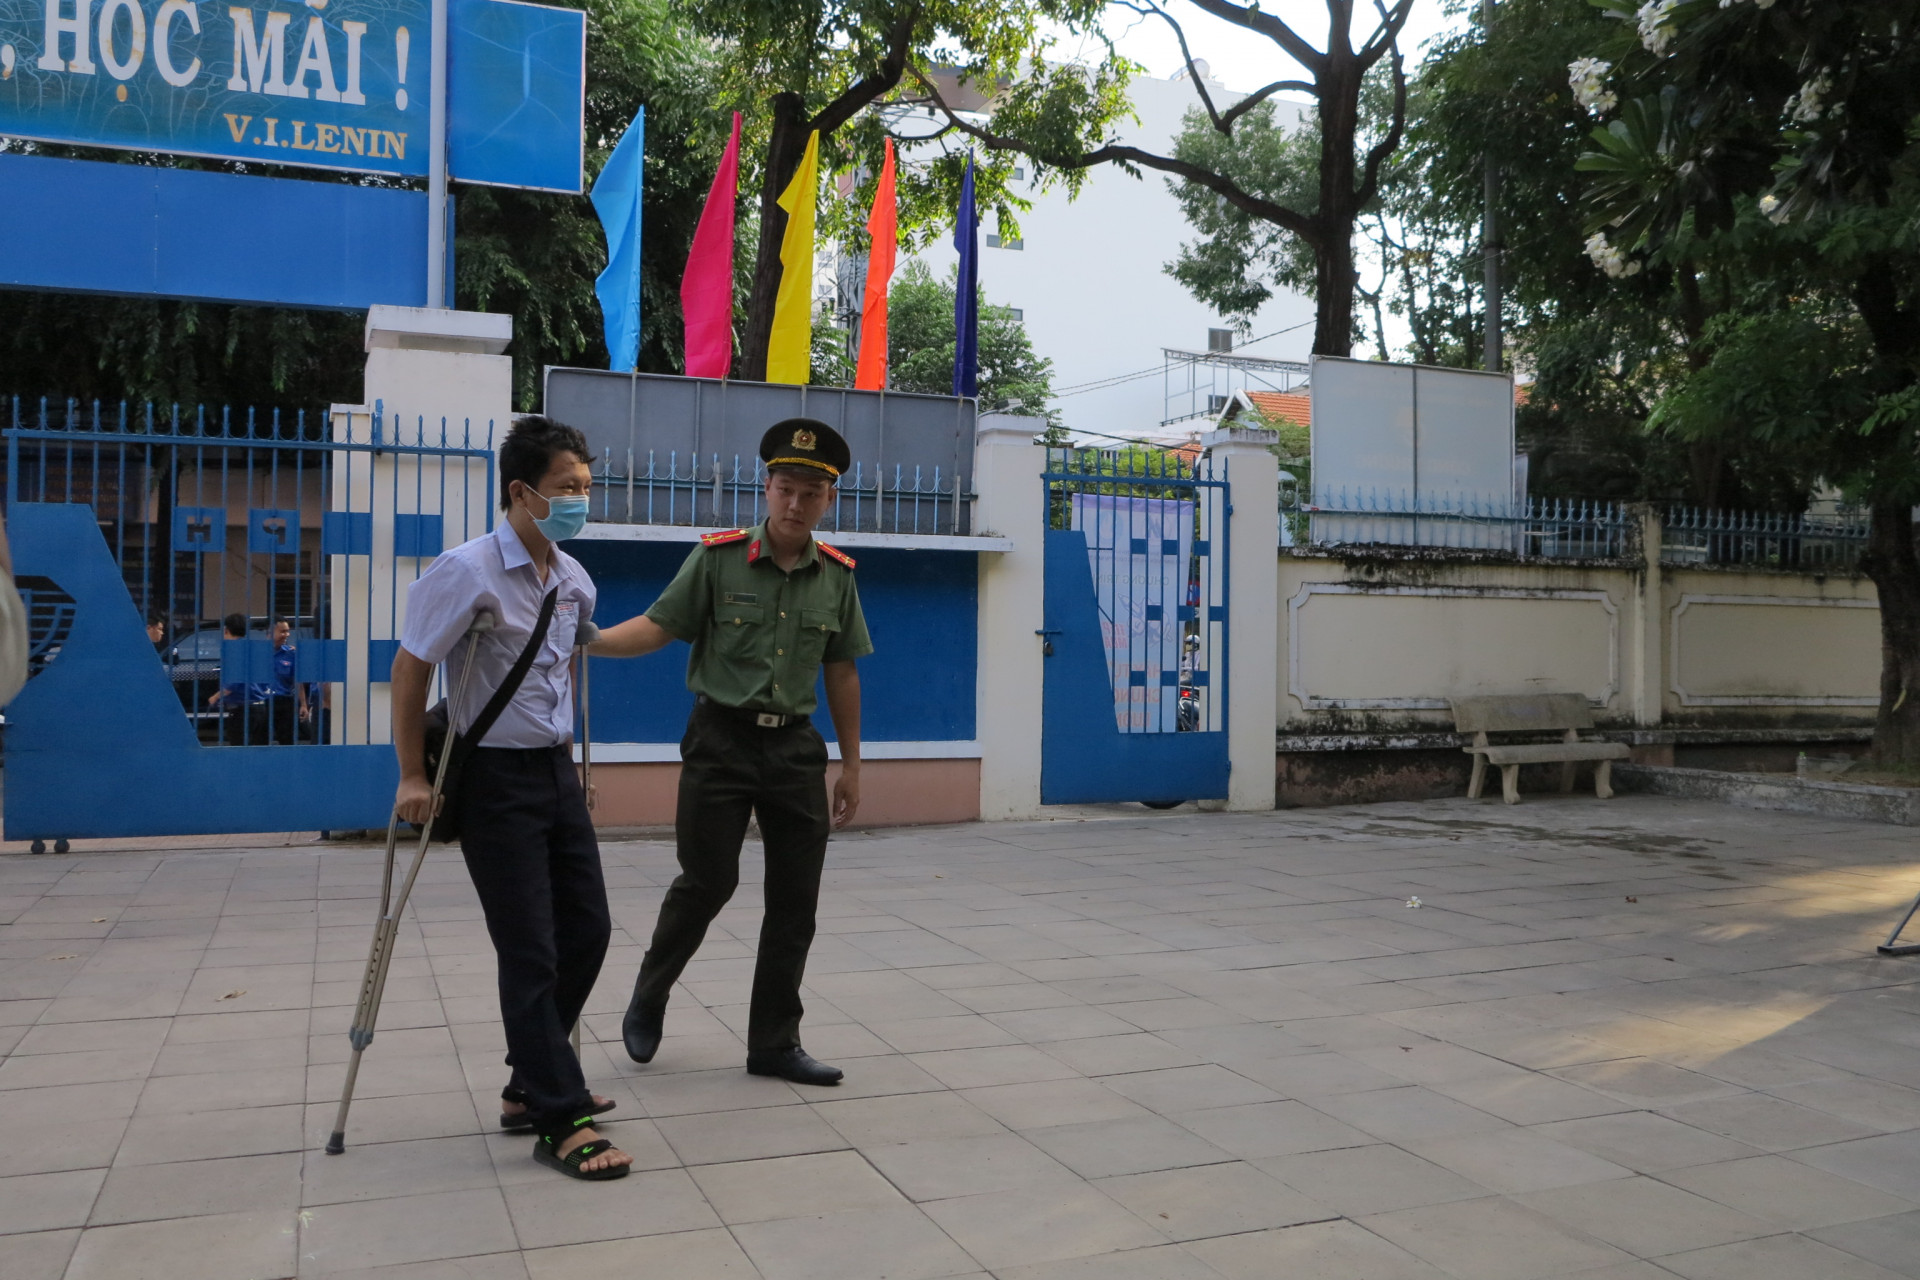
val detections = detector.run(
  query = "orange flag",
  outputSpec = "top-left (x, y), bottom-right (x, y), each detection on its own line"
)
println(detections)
top-left (854, 139), bottom-right (897, 390)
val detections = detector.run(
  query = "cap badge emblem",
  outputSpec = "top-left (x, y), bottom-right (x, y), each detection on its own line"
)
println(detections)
top-left (791, 428), bottom-right (818, 451)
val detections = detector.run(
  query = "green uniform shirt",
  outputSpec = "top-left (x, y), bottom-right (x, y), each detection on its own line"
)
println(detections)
top-left (646, 523), bottom-right (874, 716)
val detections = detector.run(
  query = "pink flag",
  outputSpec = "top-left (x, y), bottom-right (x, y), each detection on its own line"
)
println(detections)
top-left (681, 112), bottom-right (742, 379)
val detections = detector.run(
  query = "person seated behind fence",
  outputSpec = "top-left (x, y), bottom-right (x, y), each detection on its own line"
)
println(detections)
top-left (146, 611), bottom-right (168, 655)
top-left (207, 612), bottom-right (272, 745)
top-left (265, 617), bottom-right (312, 743)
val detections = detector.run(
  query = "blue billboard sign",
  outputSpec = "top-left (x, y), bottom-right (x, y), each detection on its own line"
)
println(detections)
top-left (448, 0), bottom-right (584, 193)
top-left (0, 0), bottom-right (585, 189)
top-left (0, 0), bottom-right (429, 176)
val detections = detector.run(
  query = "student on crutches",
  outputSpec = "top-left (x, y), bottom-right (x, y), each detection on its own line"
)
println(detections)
top-left (388, 415), bottom-right (630, 1180)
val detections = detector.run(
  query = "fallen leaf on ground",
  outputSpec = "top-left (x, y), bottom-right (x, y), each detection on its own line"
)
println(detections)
top-left (48, 954), bottom-right (78, 961)
top-left (218, 989), bottom-right (247, 1000)
top-left (90, 917), bottom-right (107, 923)
top-left (1625, 896), bottom-right (1638, 903)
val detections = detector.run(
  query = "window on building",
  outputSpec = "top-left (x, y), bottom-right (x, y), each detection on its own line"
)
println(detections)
top-left (1208, 394), bottom-right (1230, 414)
top-left (1013, 167), bottom-right (1026, 180)
top-left (984, 232), bottom-right (1024, 251)
top-left (1007, 308), bottom-right (1024, 321)
top-left (984, 233), bottom-right (1001, 248)
top-left (1207, 328), bottom-right (1234, 353)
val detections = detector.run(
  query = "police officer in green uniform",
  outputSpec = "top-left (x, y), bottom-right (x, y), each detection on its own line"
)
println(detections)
top-left (588, 418), bottom-right (872, 1086)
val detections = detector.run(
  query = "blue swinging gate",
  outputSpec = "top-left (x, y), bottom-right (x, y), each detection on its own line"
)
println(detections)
top-left (1040, 448), bottom-right (1230, 805)
top-left (3, 400), bottom-right (494, 843)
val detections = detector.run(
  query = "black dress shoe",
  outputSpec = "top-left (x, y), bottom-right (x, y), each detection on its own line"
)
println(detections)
top-left (746, 1047), bottom-right (843, 1086)
top-left (623, 1000), bottom-right (664, 1064)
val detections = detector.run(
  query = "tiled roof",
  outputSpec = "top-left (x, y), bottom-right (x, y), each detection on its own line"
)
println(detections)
top-left (1245, 390), bottom-right (1311, 425)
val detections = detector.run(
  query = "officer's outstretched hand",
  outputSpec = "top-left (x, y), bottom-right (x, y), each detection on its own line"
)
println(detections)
top-left (394, 775), bottom-right (439, 826)
top-left (832, 768), bottom-right (860, 829)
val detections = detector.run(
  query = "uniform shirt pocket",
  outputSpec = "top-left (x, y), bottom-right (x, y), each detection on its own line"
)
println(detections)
top-left (797, 607), bottom-right (841, 664)
top-left (713, 600), bottom-right (767, 661)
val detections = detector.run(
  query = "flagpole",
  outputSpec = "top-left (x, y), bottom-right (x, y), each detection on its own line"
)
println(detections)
top-left (426, 0), bottom-right (449, 309)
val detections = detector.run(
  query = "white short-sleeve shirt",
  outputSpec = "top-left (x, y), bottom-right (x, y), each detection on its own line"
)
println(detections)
top-left (400, 521), bottom-right (596, 748)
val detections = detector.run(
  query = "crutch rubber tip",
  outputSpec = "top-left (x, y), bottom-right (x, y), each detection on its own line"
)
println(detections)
top-left (1878, 944), bottom-right (1920, 957)
top-left (325, 1132), bottom-right (347, 1154)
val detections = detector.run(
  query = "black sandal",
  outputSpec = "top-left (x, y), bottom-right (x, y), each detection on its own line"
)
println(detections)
top-left (499, 1088), bottom-right (616, 1131)
top-left (533, 1133), bottom-right (630, 1180)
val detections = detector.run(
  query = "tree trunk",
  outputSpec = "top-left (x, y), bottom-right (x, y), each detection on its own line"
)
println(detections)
top-left (1863, 502), bottom-right (1920, 765)
top-left (738, 94), bottom-right (814, 383)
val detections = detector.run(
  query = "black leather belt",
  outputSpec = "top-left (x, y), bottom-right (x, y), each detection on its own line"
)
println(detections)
top-left (696, 695), bottom-right (807, 729)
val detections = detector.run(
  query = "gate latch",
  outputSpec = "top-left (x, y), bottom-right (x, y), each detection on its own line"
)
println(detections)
top-left (1034, 628), bottom-right (1061, 657)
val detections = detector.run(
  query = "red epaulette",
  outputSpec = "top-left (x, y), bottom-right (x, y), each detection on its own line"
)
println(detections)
top-left (818, 541), bottom-right (856, 570)
top-left (700, 528), bottom-right (750, 546)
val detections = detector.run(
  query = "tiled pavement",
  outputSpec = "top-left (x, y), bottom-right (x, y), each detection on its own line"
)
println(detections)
top-left (7, 796), bottom-right (1920, 1278)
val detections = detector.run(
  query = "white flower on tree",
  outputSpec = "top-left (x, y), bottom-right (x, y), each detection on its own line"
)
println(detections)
top-left (1585, 231), bottom-right (1643, 278)
top-left (1568, 58), bottom-right (1619, 114)
top-left (1785, 73), bottom-right (1833, 123)
top-left (1637, 0), bottom-right (1681, 54)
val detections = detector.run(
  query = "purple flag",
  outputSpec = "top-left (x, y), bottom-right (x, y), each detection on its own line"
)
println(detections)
top-left (952, 152), bottom-right (979, 399)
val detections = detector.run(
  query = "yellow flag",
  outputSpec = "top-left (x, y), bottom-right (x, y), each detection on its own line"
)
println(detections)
top-left (765, 130), bottom-right (820, 384)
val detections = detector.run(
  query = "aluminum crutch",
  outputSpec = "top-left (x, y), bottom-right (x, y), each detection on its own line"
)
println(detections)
top-left (325, 612), bottom-right (493, 1155)
top-left (568, 620), bottom-right (600, 1057)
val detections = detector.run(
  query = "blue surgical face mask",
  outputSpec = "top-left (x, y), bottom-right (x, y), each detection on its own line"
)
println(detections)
top-left (529, 488), bottom-right (590, 542)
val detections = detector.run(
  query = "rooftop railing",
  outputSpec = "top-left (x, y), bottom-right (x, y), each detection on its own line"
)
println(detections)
top-left (1661, 505), bottom-right (1867, 571)
top-left (1284, 486), bottom-right (1635, 560)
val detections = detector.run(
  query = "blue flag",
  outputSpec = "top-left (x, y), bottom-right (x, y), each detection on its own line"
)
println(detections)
top-left (952, 152), bottom-right (979, 399)
top-left (592, 106), bottom-right (646, 372)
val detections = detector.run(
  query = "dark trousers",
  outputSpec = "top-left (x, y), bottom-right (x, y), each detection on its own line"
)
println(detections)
top-left (457, 745), bottom-right (610, 1129)
top-left (633, 702), bottom-right (831, 1053)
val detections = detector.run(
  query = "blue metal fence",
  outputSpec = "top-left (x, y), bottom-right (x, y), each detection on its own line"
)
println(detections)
top-left (1662, 505), bottom-right (1868, 570)
top-left (2, 398), bottom-right (495, 841)
top-left (588, 448), bottom-right (972, 536)
top-left (1288, 486), bottom-right (1635, 558)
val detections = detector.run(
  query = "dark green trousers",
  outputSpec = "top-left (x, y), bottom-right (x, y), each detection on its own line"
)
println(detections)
top-left (633, 701), bottom-right (831, 1053)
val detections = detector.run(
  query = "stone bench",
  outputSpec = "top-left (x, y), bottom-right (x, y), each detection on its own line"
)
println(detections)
top-left (1450, 693), bottom-right (1630, 805)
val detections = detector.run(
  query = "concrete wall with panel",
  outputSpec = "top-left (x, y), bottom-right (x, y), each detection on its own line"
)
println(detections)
top-left (1278, 551), bottom-right (1879, 734)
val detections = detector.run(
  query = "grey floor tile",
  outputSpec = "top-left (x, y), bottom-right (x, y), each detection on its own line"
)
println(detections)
top-left (523, 1229), bottom-right (758, 1280)
top-left (864, 1132), bottom-right (1081, 1201)
top-left (1515, 1175), bottom-right (1776, 1256)
top-left (1810, 1210), bottom-right (1920, 1278)
top-left (1187, 1220), bottom-right (1451, 1280)
top-left (1361, 1196), bottom-right (1633, 1280)
top-left (691, 1150), bottom-right (908, 1224)
top-left (1306, 1084), bottom-right (1514, 1143)
top-left (298, 1188), bottom-right (517, 1273)
top-left (731, 1204), bottom-right (980, 1280)
top-left (299, 1136), bottom-right (499, 1207)
top-left (908, 1044), bottom-right (1081, 1090)
top-left (0, 1229), bottom-right (79, 1280)
top-left (1259, 1143), bottom-right (1487, 1217)
top-left (923, 1184), bottom-right (1164, 1270)
top-left (1096, 1160), bottom-right (1331, 1241)
top-left (811, 1091), bottom-right (1006, 1147)
top-left (1535, 1111), bottom-right (1766, 1173)
top-left (959, 1078), bottom-right (1147, 1130)
top-left (66, 1209), bottom-right (298, 1280)
top-left (654, 1102), bottom-right (849, 1165)
top-left (1792, 1130), bottom-right (1920, 1200)
top-left (1657, 1232), bottom-right (1911, 1280)
top-left (0, 1168), bottom-right (107, 1234)
top-left (502, 1167), bottom-right (720, 1250)
top-left (1666, 1094), bottom-right (1883, 1153)
top-left (92, 1152), bottom-right (301, 1224)
top-left (1100, 1065), bottom-right (1281, 1115)
top-left (994, 1242), bottom-right (1230, 1280)
top-left (1660, 1153), bottom-right (1918, 1230)
top-left (1406, 1128), bottom-right (1634, 1193)
top-left (1027, 1115), bottom-right (1235, 1178)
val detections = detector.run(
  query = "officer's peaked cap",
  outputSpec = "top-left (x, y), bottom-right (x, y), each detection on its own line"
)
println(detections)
top-left (760, 418), bottom-right (850, 481)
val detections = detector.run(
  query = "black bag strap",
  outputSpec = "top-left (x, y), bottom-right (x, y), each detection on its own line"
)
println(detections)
top-left (455, 587), bottom-right (558, 752)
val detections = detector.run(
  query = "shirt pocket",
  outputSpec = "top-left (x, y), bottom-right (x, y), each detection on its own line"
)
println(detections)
top-left (797, 607), bottom-right (841, 665)
top-left (712, 600), bottom-right (767, 662)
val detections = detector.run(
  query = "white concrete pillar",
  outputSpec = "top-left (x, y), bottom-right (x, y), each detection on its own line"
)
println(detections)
top-left (329, 306), bottom-right (512, 744)
top-left (973, 414), bottom-right (1048, 820)
top-left (1202, 427), bottom-right (1280, 811)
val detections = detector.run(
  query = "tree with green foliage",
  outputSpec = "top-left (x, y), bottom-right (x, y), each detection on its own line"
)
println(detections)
top-left (919, 0), bottom-right (1417, 359)
top-left (1564, 0), bottom-right (1920, 758)
top-left (683, 0), bottom-right (1129, 382)
top-left (876, 261), bottom-right (1058, 420)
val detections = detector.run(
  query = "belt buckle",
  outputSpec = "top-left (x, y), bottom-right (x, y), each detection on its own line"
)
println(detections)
top-left (755, 712), bottom-right (782, 728)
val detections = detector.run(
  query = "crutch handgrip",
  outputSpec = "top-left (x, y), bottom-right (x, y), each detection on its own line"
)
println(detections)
top-left (574, 620), bottom-right (600, 647)
top-left (470, 609), bottom-right (497, 633)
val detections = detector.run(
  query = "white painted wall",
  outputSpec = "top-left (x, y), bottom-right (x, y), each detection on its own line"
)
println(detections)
top-left (906, 73), bottom-right (1315, 445)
